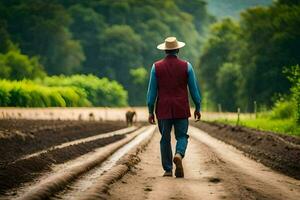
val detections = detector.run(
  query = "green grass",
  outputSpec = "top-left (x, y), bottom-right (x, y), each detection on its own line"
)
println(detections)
top-left (217, 116), bottom-right (300, 137)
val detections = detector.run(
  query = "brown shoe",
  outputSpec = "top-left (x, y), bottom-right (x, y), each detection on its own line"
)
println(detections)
top-left (163, 171), bottom-right (172, 177)
top-left (173, 153), bottom-right (184, 178)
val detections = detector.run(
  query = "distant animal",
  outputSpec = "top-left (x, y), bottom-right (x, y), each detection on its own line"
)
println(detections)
top-left (89, 112), bottom-right (95, 121)
top-left (126, 110), bottom-right (137, 126)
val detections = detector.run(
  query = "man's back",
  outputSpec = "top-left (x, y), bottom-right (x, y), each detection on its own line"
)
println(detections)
top-left (154, 55), bottom-right (191, 119)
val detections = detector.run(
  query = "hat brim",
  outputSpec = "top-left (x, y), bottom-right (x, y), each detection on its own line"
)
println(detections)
top-left (157, 41), bottom-right (185, 50)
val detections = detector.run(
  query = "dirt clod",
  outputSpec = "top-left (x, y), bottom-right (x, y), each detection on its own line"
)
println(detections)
top-left (208, 177), bottom-right (221, 183)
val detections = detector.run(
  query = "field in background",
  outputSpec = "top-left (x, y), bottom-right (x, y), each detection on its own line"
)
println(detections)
top-left (3, 107), bottom-right (297, 136)
top-left (0, 107), bottom-right (248, 122)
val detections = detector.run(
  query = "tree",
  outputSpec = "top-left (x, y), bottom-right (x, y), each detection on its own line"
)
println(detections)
top-left (284, 65), bottom-right (300, 124)
top-left (277, 0), bottom-right (300, 6)
top-left (0, 21), bottom-right (14, 53)
top-left (198, 18), bottom-right (240, 110)
top-left (98, 25), bottom-right (143, 85)
top-left (129, 67), bottom-right (148, 105)
top-left (238, 4), bottom-right (300, 109)
top-left (2, 0), bottom-right (85, 74)
top-left (199, 2), bottom-right (300, 111)
top-left (0, 50), bottom-right (46, 80)
top-left (0, 0), bottom-right (213, 106)
top-left (68, 4), bottom-right (107, 74)
top-left (216, 63), bottom-right (241, 111)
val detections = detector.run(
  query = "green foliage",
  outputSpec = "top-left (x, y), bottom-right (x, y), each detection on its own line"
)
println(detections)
top-left (130, 67), bottom-right (148, 85)
top-left (98, 25), bottom-right (143, 83)
top-left (277, 0), bottom-right (300, 6)
top-left (217, 117), bottom-right (300, 136)
top-left (271, 99), bottom-right (295, 119)
top-left (0, 0), bottom-right (213, 105)
top-left (37, 74), bottom-right (128, 107)
top-left (199, 2), bottom-right (300, 112)
top-left (216, 63), bottom-right (241, 111)
top-left (0, 73), bottom-right (128, 108)
top-left (0, 80), bottom-right (90, 107)
top-left (0, 50), bottom-right (46, 80)
top-left (284, 65), bottom-right (300, 124)
top-left (68, 4), bottom-right (106, 74)
top-left (199, 18), bottom-right (241, 111)
top-left (129, 67), bottom-right (148, 106)
top-left (0, 20), bottom-right (14, 53)
top-left (0, 0), bottom-right (85, 74)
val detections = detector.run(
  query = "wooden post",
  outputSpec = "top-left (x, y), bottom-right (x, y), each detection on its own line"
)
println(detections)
top-left (218, 104), bottom-right (222, 113)
top-left (236, 107), bottom-right (240, 126)
top-left (254, 101), bottom-right (257, 119)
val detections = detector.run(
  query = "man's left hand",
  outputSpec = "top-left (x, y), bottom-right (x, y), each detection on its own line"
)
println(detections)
top-left (148, 114), bottom-right (156, 124)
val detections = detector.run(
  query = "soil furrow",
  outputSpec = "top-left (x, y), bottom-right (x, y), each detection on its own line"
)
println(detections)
top-left (53, 126), bottom-right (155, 200)
top-left (0, 120), bottom-right (127, 164)
top-left (7, 127), bottom-right (150, 200)
top-left (0, 135), bottom-right (124, 195)
top-left (191, 121), bottom-right (300, 179)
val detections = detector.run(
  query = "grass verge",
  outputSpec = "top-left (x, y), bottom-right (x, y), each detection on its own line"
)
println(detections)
top-left (216, 115), bottom-right (300, 137)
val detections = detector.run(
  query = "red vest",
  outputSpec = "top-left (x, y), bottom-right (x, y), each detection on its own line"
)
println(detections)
top-left (155, 55), bottom-right (191, 119)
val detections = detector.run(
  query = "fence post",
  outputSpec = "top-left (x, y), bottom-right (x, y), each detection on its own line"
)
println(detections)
top-left (218, 104), bottom-right (222, 113)
top-left (254, 101), bottom-right (257, 119)
top-left (236, 107), bottom-right (240, 126)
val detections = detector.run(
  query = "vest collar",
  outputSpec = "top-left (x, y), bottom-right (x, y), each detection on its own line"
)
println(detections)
top-left (165, 54), bottom-right (178, 59)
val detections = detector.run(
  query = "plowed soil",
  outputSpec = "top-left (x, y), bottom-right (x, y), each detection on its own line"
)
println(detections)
top-left (0, 119), bottom-right (126, 164)
top-left (0, 119), bottom-right (127, 194)
top-left (191, 121), bottom-right (300, 179)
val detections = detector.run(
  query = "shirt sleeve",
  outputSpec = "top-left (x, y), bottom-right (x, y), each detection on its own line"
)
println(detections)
top-left (146, 64), bottom-right (158, 114)
top-left (187, 62), bottom-right (201, 112)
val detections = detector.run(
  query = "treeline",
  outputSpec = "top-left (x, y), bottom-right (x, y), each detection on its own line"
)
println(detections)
top-left (0, 0), bottom-right (213, 105)
top-left (199, 0), bottom-right (300, 112)
top-left (0, 75), bottom-right (127, 107)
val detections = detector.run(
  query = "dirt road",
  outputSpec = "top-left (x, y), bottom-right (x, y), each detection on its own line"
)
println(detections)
top-left (108, 126), bottom-right (300, 200)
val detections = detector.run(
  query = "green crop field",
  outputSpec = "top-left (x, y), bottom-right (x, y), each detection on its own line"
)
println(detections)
top-left (217, 116), bottom-right (300, 136)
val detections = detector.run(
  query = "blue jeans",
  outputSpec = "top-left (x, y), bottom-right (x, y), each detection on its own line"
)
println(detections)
top-left (158, 119), bottom-right (189, 172)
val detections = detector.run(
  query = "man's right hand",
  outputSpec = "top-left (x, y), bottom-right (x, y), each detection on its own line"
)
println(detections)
top-left (194, 110), bottom-right (201, 122)
top-left (148, 114), bottom-right (156, 124)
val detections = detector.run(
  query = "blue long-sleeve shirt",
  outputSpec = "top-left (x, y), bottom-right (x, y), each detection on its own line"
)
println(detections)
top-left (147, 61), bottom-right (201, 114)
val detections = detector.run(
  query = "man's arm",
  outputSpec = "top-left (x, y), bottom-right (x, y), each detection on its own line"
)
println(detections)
top-left (187, 62), bottom-right (202, 120)
top-left (147, 64), bottom-right (157, 124)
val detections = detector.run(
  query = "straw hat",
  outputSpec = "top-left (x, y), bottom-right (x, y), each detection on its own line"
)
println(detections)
top-left (157, 37), bottom-right (185, 50)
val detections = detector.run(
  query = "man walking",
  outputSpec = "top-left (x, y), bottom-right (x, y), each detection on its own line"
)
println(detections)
top-left (147, 37), bottom-right (201, 178)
